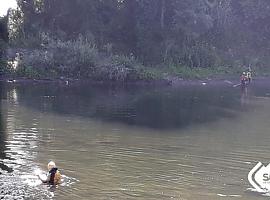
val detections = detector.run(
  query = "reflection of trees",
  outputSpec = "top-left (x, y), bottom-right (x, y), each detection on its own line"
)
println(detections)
top-left (16, 84), bottom-right (241, 130)
top-left (0, 107), bottom-right (6, 158)
top-left (0, 82), bottom-right (6, 159)
top-left (0, 84), bottom-right (13, 173)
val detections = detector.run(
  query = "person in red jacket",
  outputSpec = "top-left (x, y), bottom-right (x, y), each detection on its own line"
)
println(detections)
top-left (240, 72), bottom-right (247, 89)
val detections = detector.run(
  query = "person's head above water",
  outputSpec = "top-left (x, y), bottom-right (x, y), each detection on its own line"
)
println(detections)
top-left (47, 161), bottom-right (56, 171)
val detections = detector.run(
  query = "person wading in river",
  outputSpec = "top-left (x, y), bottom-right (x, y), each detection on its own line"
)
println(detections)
top-left (240, 72), bottom-right (248, 90)
top-left (38, 161), bottom-right (61, 185)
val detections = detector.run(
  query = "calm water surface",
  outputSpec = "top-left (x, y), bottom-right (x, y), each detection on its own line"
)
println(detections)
top-left (1, 80), bottom-right (270, 199)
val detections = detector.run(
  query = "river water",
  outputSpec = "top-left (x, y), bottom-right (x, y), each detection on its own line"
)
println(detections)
top-left (0, 80), bottom-right (270, 199)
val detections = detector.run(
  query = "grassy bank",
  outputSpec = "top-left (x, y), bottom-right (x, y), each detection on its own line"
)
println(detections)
top-left (142, 65), bottom-right (243, 80)
top-left (3, 57), bottom-right (266, 82)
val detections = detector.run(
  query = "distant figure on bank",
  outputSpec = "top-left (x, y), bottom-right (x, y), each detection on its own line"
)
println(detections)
top-left (240, 72), bottom-right (247, 88)
top-left (38, 161), bottom-right (61, 185)
top-left (246, 68), bottom-right (252, 84)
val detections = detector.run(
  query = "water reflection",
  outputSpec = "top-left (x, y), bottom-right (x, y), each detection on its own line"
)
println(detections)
top-left (0, 81), bottom-right (270, 200)
top-left (0, 100), bottom-right (13, 173)
top-left (241, 86), bottom-right (249, 107)
top-left (11, 83), bottom-right (245, 129)
top-left (0, 84), bottom-right (55, 199)
top-left (0, 82), bottom-right (13, 173)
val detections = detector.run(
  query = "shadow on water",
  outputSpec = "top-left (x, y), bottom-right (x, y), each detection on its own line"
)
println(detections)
top-left (0, 82), bottom-right (13, 173)
top-left (2, 82), bottom-right (249, 130)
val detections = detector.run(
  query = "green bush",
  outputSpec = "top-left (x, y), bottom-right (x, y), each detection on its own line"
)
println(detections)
top-left (17, 35), bottom-right (145, 81)
top-left (16, 65), bottom-right (40, 78)
top-left (96, 54), bottom-right (142, 81)
top-left (18, 35), bottom-right (99, 78)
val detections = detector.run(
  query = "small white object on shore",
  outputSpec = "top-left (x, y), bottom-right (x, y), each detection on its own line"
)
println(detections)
top-left (7, 80), bottom-right (16, 83)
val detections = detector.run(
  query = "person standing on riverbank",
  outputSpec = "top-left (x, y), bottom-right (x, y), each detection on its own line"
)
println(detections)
top-left (247, 67), bottom-right (252, 84)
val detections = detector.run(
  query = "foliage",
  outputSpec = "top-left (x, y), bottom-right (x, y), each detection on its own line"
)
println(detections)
top-left (3, 0), bottom-right (270, 80)
top-left (18, 35), bottom-right (144, 80)
top-left (0, 16), bottom-right (8, 74)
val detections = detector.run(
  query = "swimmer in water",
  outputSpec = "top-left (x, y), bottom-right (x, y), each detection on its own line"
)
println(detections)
top-left (37, 161), bottom-right (61, 185)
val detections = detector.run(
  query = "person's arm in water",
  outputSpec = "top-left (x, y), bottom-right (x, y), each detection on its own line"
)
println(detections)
top-left (37, 173), bottom-right (50, 183)
top-left (37, 169), bottom-right (62, 184)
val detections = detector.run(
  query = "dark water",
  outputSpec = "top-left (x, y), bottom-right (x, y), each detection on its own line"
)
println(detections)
top-left (1, 80), bottom-right (270, 199)
top-left (11, 82), bottom-right (242, 129)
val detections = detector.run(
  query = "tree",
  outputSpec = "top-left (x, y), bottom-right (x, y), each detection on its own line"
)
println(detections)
top-left (8, 0), bottom-right (270, 69)
top-left (0, 16), bottom-right (8, 61)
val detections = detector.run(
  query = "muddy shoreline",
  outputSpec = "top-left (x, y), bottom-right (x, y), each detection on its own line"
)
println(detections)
top-left (0, 75), bottom-right (241, 85)
top-left (1, 74), bottom-right (268, 88)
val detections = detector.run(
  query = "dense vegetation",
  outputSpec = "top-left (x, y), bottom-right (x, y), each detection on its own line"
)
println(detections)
top-left (0, 16), bottom-right (8, 74)
top-left (1, 0), bottom-right (270, 80)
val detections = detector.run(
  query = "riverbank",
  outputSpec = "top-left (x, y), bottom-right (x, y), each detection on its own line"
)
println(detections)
top-left (2, 37), bottom-right (267, 85)
top-left (1, 73), bottom-right (267, 88)
top-left (3, 36), bottom-right (270, 85)
top-left (0, 60), bottom-right (251, 86)
top-left (0, 67), bottom-right (240, 86)
top-left (2, 45), bottom-right (269, 86)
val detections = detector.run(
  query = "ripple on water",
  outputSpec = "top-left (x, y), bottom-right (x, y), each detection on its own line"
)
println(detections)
top-left (0, 173), bottom-right (54, 200)
top-left (0, 167), bottom-right (78, 200)
top-left (0, 109), bottom-right (76, 200)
